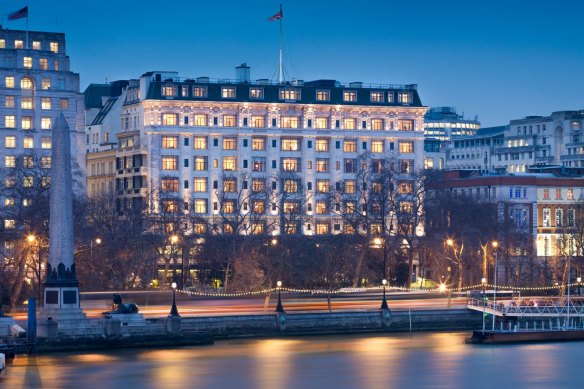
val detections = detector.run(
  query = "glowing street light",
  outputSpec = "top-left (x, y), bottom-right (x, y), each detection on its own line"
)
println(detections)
top-left (380, 279), bottom-right (389, 310)
top-left (491, 240), bottom-right (498, 331)
top-left (481, 277), bottom-right (487, 334)
top-left (275, 280), bottom-right (285, 313)
top-left (169, 282), bottom-right (180, 316)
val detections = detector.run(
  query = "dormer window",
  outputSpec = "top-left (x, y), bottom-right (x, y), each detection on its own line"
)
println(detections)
top-left (161, 84), bottom-right (176, 97)
top-left (343, 91), bottom-right (357, 102)
top-left (249, 88), bottom-right (264, 99)
top-left (279, 88), bottom-right (300, 101)
top-left (370, 91), bottom-right (384, 103)
top-left (316, 90), bottom-right (330, 101)
top-left (398, 92), bottom-right (412, 104)
top-left (222, 87), bottom-right (236, 98)
top-left (193, 86), bottom-right (207, 98)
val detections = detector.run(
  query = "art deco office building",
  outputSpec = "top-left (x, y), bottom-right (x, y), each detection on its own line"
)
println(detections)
top-left (0, 28), bottom-right (84, 182)
top-left (117, 66), bottom-right (427, 235)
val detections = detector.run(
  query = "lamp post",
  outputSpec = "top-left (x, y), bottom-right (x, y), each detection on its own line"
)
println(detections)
top-left (481, 277), bottom-right (487, 334)
top-left (577, 276), bottom-right (582, 296)
top-left (491, 240), bottom-right (498, 331)
top-left (90, 237), bottom-right (102, 269)
top-left (169, 281), bottom-right (180, 316)
top-left (380, 279), bottom-right (389, 310)
top-left (26, 234), bottom-right (42, 304)
top-left (275, 280), bottom-right (285, 313)
top-left (170, 235), bottom-right (179, 288)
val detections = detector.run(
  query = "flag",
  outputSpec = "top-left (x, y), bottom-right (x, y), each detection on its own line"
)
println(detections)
top-left (268, 10), bottom-right (283, 21)
top-left (8, 6), bottom-right (28, 21)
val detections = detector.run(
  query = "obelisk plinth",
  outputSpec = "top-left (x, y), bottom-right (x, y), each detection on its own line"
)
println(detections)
top-left (42, 113), bottom-right (80, 312)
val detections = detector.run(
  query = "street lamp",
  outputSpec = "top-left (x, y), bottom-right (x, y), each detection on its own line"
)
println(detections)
top-left (170, 235), bottom-right (179, 288)
top-left (380, 279), bottom-right (389, 310)
top-left (577, 277), bottom-right (582, 296)
top-left (90, 237), bottom-right (102, 270)
top-left (481, 277), bottom-right (487, 334)
top-left (275, 280), bottom-right (285, 313)
top-left (491, 240), bottom-right (498, 331)
top-left (169, 282), bottom-right (180, 316)
top-left (26, 234), bottom-right (42, 304)
top-left (373, 237), bottom-right (387, 283)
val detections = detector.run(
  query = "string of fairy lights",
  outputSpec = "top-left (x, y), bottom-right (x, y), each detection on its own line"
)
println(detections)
top-left (176, 281), bottom-right (584, 298)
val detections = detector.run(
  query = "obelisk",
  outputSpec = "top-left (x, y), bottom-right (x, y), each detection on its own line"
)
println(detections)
top-left (43, 113), bottom-right (80, 312)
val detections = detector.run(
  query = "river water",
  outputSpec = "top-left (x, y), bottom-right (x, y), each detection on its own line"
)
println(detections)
top-left (2, 332), bottom-right (582, 389)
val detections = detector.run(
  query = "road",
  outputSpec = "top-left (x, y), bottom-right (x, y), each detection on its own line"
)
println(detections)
top-left (11, 292), bottom-right (467, 320)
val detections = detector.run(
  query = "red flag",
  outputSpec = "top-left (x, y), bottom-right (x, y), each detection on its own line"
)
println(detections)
top-left (8, 6), bottom-right (28, 21)
top-left (268, 10), bottom-right (283, 21)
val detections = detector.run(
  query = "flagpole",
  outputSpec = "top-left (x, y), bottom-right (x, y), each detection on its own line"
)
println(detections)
top-left (26, 0), bottom-right (29, 49)
top-left (278, 3), bottom-right (283, 84)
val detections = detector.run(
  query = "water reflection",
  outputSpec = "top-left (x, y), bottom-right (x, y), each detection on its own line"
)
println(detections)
top-left (2, 332), bottom-right (583, 389)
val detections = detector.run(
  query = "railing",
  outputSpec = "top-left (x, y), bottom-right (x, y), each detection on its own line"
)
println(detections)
top-left (468, 297), bottom-right (584, 317)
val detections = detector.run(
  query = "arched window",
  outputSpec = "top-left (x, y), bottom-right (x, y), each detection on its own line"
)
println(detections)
top-left (20, 77), bottom-right (34, 90)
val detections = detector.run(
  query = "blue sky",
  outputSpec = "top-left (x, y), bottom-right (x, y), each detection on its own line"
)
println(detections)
top-left (4, 0), bottom-right (584, 126)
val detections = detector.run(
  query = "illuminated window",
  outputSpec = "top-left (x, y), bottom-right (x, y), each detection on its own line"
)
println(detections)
top-left (315, 117), bottom-right (328, 129)
top-left (194, 200), bottom-right (207, 214)
top-left (41, 157), bottom-right (51, 168)
top-left (344, 140), bottom-right (356, 152)
top-left (5, 177), bottom-right (16, 188)
top-left (343, 118), bottom-right (356, 130)
top-left (370, 91), bottom-right (384, 103)
top-left (4, 220), bottom-right (16, 229)
top-left (162, 113), bottom-right (177, 126)
top-left (5, 116), bottom-right (15, 128)
top-left (281, 116), bottom-right (299, 128)
top-left (161, 177), bottom-right (179, 192)
top-left (162, 200), bottom-right (179, 213)
top-left (316, 90), bottom-right (330, 101)
top-left (398, 92), bottom-right (412, 104)
top-left (252, 137), bottom-right (266, 150)
top-left (223, 156), bottom-right (237, 171)
top-left (555, 189), bottom-right (562, 200)
top-left (194, 156), bottom-right (208, 171)
top-left (41, 98), bottom-right (51, 110)
top-left (279, 88), bottom-right (301, 100)
top-left (397, 119), bottom-right (414, 131)
top-left (41, 117), bottom-right (52, 130)
top-left (22, 116), bottom-right (33, 130)
top-left (5, 136), bottom-right (15, 148)
top-left (223, 115), bottom-right (236, 127)
top-left (5, 96), bottom-right (14, 108)
top-left (32, 41), bottom-right (41, 50)
top-left (0, 40), bottom-right (5, 48)
top-left (5, 76), bottom-right (14, 88)
top-left (193, 223), bottom-right (207, 233)
top-left (399, 141), bottom-right (414, 153)
top-left (5, 156), bottom-right (15, 168)
top-left (4, 198), bottom-right (14, 207)
top-left (161, 156), bottom-right (178, 170)
top-left (371, 119), bottom-right (383, 130)
top-left (249, 88), bottom-right (264, 99)
top-left (42, 78), bottom-right (50, 90)
top-left (315, 138), bottom-right (329, 152)
top-left (59, 99), bottom-right (68, 110)
top-left (162, 136), bottom-right (178, 148)
top-left (20, 77), bottom-right (33, 89)
top-left (22, 155), bottom-right (34, 169)
top-left (282, 158), bottom-right (299, 172)
top-left (23, 176), bottom-right (33, 188)
top-left (316, 201), bottom-right (328, 214)
top-left (41, 137), bottom-right (51, 149)
top-left (21, 97), bottom-right (33, 109)
top-left (221, 87), bottom-right (236, 98)
top-left (181, 85), bottom-right (189, 97)
top-left (50, 42), bottom-right (59, 53)
top-left (251, 116), bottom-right (265, 128)
top-left (371, 140), bottom-right (384, 153)
top-left (161, 85), bottom-right (176, 97)
top-left (223, 137), bottom-right (237, 150)
top-left (252, 200), bottom-right (265, 214)
top-left (193, 86), bottom-right (207, 97)
top-left (193, 178), bottom-right (208, 192)
top-left (343, 91), bottom-right (357, 102)
top-left (543, 208), bottom-right (550, 227)
top-left (281, 138), bottom-right (300, 151)
top-left (555, 209), bottom-right (563, 227)
top-left (400, 159), bottom-right (414, 173)
top-left (284, 179), bottom-right (299, 193)
top-left (316, 158), bottom-right (329, 173)
top-left (316, 180), bottom-right (330, 193)
top-left (23, 57), bottom-right (32, 68)
top-left (283, 201), bottom-right (300, 214)
top-left (15, 40), bottom-right (24, 49)
top-left (424, 157), bottom-right (434, 169)
top-left (252, 179), bottom-right (265, 192)
top-left (316, 223), bottom-right (329, 235)
top-left (344, 180), bottom-right (356, 194)
top-left (567, 189), bottom-right (574, 200)
top-left (252, 157), bottom-right (266, 172)
top-left (194, 136), bottom-right (207, 149)
top-left (194, 114), bottom-right (207, 126)
top-left (223, 178), bottom-right (237, 192)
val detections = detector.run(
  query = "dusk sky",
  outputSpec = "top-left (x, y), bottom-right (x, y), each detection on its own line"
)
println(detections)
top-left (4, 0), bottom-right (584, 127)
